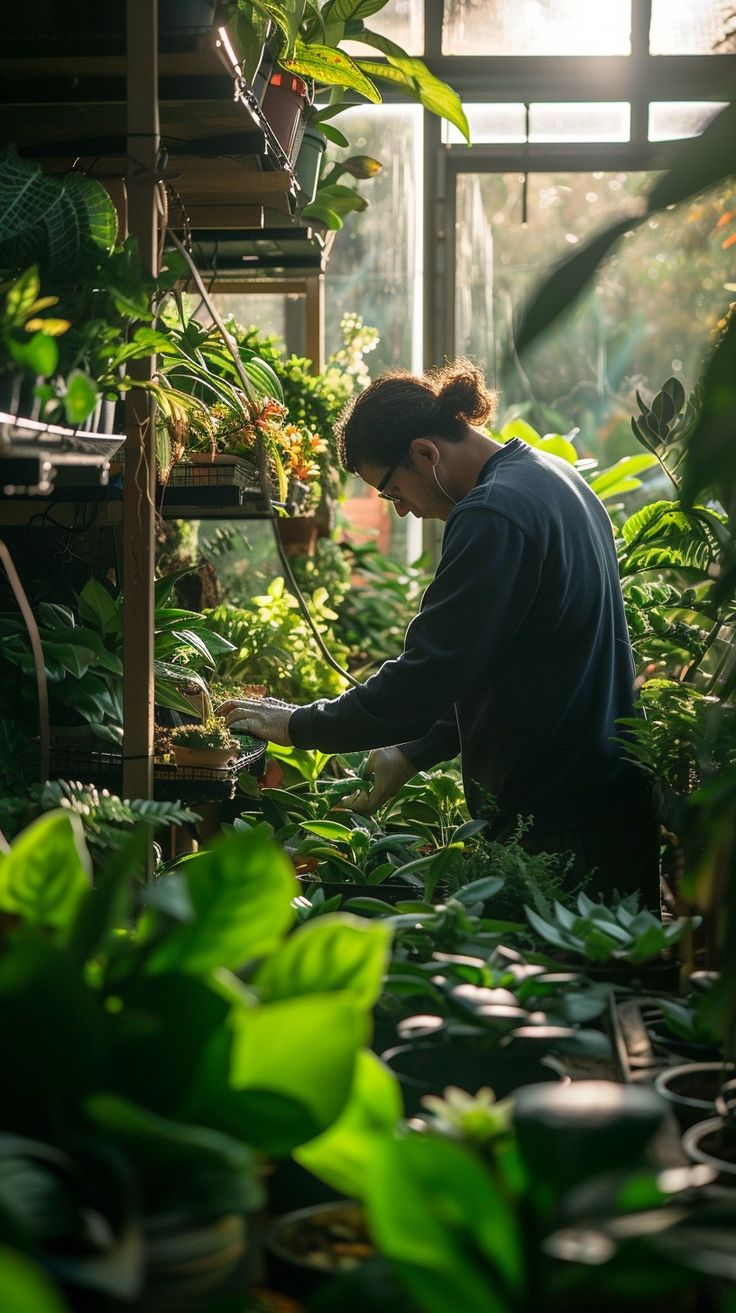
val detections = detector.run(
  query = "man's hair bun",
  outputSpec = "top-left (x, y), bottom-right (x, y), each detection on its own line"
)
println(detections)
top-left (432, 358), bottom-right (497, 426)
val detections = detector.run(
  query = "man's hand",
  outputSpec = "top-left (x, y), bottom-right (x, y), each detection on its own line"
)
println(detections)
top-left (218, 698), bottom-right (295, 747)
top-left (350, 746), bottom-right (416, 816)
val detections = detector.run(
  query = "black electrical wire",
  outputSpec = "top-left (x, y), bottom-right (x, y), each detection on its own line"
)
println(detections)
top-left (165, 227), bottom-right (362, 691)
top-left (0, 537), bottom-right (49, 783)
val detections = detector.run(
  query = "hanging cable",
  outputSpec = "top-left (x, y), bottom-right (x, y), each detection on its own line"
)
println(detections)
top-left (164, 227), bottom-right (362, 689)
top-left (0, 537), bottom-right (49, 783)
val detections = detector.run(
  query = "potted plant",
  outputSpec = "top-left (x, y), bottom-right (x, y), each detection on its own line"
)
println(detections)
top-left (170, 715), bottom-right (241, 768)
top-left (524, 889), bottom-right (700, 990)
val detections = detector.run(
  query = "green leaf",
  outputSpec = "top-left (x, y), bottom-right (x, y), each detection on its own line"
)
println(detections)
top-left (229, 993), bottom-right (364, 1142)
top-left (4, 266), bottom-right (41, 325)
top-left (589, 454), bottom-right (658, 497)
top-left (537, 434), bottom-right (577, 463)
top-left (0, 150), bottom-right (58, 245)
top-left (500, 418), bottom-right (541, 445)
top-left (325, 0), bottom-right (390, 20)
top-left (147, 826), bottom-right (297, 975)
top-left (0, 811), bottom-right (91, 932)
top-left (77, 577), bottom-right (118, 635)
top-left (0, 1246), bottom-right (70, 1313)
top-left (295, 1048), bottom-right (402, 1197)
top-left (255, 913), bottom-right (391, 1008)
top-left (515, 215), bottom-right (639, 356)
top-left (354, 34), bottom-right (469, 140)
top-left (63, 369), bottom-right (98, 425)
top-left (319, 123), bottom-right (350, 147)
top-left (301, 820), bottom-right (356, 842)
top-left (364, 1133), bottom-right (523, 1313)
top-left (7, 330), bottom-right (58, 377)
top-left (284, 41), bottom-right (381, 102)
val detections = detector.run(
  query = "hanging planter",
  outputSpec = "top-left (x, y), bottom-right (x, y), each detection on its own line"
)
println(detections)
top-left (295, 127), bottom-right (327, 206)
top-left (262, 71), bottom-right (310, 162)
top-left (277, 515), bottom-right (319, 556)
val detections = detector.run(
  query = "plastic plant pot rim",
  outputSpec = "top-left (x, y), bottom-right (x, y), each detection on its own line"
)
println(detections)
top-left (655, 1062), bottom-right (734, 1113)
top-left (681, 1116), bottom-right (736, 1178)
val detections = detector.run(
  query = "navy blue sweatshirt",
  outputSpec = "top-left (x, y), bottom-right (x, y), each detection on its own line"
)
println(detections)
top-left (290, 440), bottom-right (643, 830)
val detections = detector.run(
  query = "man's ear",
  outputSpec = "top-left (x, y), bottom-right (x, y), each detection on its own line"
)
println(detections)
top-left (409, 437), bottom-right (440, 468)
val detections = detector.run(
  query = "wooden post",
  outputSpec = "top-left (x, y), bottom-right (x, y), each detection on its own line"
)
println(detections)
top-left (123, 0), bottom-right (160, 800)
top-left (305, 275), bottom-right (325, 373)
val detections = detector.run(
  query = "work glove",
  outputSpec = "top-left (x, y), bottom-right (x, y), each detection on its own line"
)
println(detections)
top-left (218, 698), bottom-right (295, 747)
top-left (350, 746), bottom-right (416, 816)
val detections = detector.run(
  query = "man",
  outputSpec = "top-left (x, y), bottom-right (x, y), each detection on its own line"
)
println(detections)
top-left (220, 359), bottom-right (661, 904)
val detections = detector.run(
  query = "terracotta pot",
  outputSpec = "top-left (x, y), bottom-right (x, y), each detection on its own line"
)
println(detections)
top-left (277, 515), bottom-right (319, 556)
top-left (171, 743), bottom-right (238, 769)
top-left (262, 71), bottom-right (310, 161)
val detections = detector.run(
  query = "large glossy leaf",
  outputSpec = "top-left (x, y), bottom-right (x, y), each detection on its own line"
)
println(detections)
top-left (515, 215), bottom-right (638, 355)
top-left (0, 149), bottom-right (58, 245)
top-left (365, 1133), bottom-right (523, 1313)
top-left (228, 993), bottom-right (364, 1141)
top-left (295, 1049), bottom-right (402, 1197)
top-left (255, 913), bottom-right (391, 1008)
top-left (147, 826), bottom-right (297, 975)
top-left (589, 454), bottom-right (658, 497)
top-left (0, 812), bottom-right (91, 932)
top-left (325, 0), bottom-right (389, 20)
top-left (283, 41), bottom-right (381, 102)
top-left (355, 32), bottom-right (469, 140)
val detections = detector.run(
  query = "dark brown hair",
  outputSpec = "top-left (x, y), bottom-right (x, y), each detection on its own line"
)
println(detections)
top-left (335, 358), bottom-right (497, 473)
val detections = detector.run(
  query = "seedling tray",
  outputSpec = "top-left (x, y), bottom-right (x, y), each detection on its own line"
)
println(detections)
top-left (158, 457), bottom-right (269, 511)
top-left (49, 737), bottom-right (266, 802)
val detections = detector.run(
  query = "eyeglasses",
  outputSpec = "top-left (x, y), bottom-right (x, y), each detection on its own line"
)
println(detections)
top-left (376, 456), bottom-right (403, 502)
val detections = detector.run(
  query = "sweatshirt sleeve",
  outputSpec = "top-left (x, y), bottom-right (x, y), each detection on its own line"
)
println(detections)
top-left (399, 711), bottom-right (460, 771)
top-left (289, 507), bottom-right (544, 754)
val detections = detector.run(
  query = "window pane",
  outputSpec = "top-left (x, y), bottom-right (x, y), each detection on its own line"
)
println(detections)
top-left (529, 102), bottom-right (630, 142)
top-left (326, 106), bottom-right (423, 562)
top-left (443, 103), bottom-right (528, 144)
top-left (342, 0), bottom-right (423, 57)
top-left (454, 171), bottom-right (736, 463)
top-left (443, 0), bottom-right (631, 55)
top-left (650, 0), bottom-right (736, 54)
top-left (208, 293), bottom-right (296, 348)
top-left (648, 101), bottom-right (729, 141)
top-left (325, 106), bottom-right (422, 375)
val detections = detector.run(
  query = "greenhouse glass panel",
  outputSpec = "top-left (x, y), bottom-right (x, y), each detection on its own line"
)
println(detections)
top-left (529, 102), bottom-right (630, 142)
top-left (443, 104), bottom-right (528, 144)
top-left (442, 0), bottom-right (631, 55)
top-left (454, 170), bottom-right (736, 463)
top-left (648, 101), bottom-right (729, 141)
top-left (208, 293), bottom-right (294, 348)
top-left (324, 106), bottom-right (422, 376)
top-left (649, 0), bottom-right (736, 54)
top-left (342, 0), bottom-right (423, 55)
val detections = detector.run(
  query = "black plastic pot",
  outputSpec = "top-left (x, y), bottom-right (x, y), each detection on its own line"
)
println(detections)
top-left (582, 957), bottom-right (682, 993)
top-left (295, 126), bottom-right (327, 205)
top-left (381, 1041), bottom-right (566, 1117)
top-left (266, 1201), bottom-right (371, 1300)
top-left (643, 1009), bottom-right (722, 1064)
top-left (682, 1116), bottom-right (736, 1185)
top-left (513, 1080), bottom-right (669, 1199)
top-left (655, 1062), bottom-right (734, 1130)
